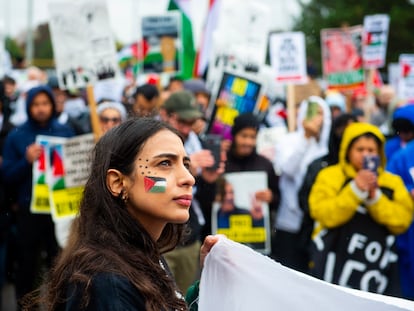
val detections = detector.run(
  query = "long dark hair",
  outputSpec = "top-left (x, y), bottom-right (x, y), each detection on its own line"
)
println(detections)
top-left (25, 118), bottom-right (189, 311)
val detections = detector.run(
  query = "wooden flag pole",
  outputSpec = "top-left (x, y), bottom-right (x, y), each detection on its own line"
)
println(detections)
top-left (364, 68), bottom-right (376, 122)
top-left (86, 84), bottom-right (102, 142)
top-left (286, 84), bottom-right (296, 132)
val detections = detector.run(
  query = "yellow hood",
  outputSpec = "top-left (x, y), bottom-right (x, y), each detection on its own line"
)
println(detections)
top-left (338, 122), bottom-right (386, 178)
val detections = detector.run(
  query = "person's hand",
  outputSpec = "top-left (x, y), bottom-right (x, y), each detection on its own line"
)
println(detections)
top-left (200, 235), bottom-right (222, 269)
top-left (26, 143), bottom-right (43, 164)
top-left (255, 189), bottom-right (273, 203)
top-left (354, 169), bottom-right (377, 196)
top-left (190, 150), bottom-right (214, 174)
top-left (200, 145), bottom-right (227, 183)
top-left (302, 114), bottom-right (323, 139)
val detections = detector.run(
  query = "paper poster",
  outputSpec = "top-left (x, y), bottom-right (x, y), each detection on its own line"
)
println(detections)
top-left (211, 172), bottom-right (272, 254)
top-left (362, 14), bottom-right (390, 69)
top-left (206, 70), bottom-right (266, 139)
top-left (398, 54), bottom-right (414, 101)
top-left (141, 13), bottom-right (182, 74)
top-left (321, 25), bottom-right (364, 90)
top-left (48, 0), bottom-right (119, 89)
top-left (34, 134), bottom-right (95, 220)
top-left (269, 31), bottom-right (308, 85)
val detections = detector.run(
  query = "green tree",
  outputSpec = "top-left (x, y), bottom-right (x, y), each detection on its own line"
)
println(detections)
top-left (293, 0), bottom-right (414, 78)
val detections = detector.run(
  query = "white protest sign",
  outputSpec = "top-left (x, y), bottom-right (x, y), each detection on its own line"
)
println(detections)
top-left (398, 54), bottom-right (414, 101)
top-left (48, 0), bottom-right (119, 90)
top-left (269, 31), bottom-right (308, 85)
top-left (363, 14), bottom-right (390, 69)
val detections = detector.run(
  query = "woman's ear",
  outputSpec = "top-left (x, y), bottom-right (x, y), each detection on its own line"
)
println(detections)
top-left (106, 169), bottom-right (126, 197)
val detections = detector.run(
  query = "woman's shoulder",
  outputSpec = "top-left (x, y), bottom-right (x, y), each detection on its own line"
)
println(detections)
top-left (64, 272), bottom-right (146, 311)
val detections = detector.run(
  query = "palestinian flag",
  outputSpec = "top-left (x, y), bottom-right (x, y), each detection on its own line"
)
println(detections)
top-left (168, 0), bottom-right (196, 79)
top-left (144, 176), bottom-right (167, 193)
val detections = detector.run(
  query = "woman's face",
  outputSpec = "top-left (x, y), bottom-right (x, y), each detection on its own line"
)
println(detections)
top-left (99, 108), bottom-right (122, 134)
top-left (233, 128), bottom-right (257, 157)
top-left (125, 130), bottom-right (195, 239)
top-left (347, 136), bottom-right (379, 171)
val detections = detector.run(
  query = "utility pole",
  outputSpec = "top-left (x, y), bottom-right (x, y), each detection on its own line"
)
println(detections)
top-left (26, 0), bottom-right (34, 65)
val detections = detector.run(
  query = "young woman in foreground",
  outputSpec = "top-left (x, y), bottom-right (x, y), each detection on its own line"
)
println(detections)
top-left (24, 118), bottom-right (218, 311)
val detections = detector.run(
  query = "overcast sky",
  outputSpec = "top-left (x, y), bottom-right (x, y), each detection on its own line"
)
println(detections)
top-left (0, 0), bottom-right (301, 45)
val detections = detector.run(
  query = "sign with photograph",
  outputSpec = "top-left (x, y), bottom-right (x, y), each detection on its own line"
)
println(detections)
top-left (206, 70), bottom-right (266, 139)
top-left (362, 14), bottom-right (390, 69)
top-left (32, 134), bottom-right (95, 220)
top-left (321, 25), bottom-right (364, 90)
top-left (269, 31), bottom-right (308, 85)
top-left (48, 0), bottom-right (119, 89)
top-left (141, 13), bottom-right (182, 74)
top-left (211, 172), bottom-right (272, 254)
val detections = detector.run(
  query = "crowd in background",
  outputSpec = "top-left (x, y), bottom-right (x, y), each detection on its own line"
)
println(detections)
top-left (0, 64), bottom-right (413, 309)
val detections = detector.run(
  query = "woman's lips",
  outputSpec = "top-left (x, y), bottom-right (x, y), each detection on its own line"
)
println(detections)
top-left (174, 195), bottom-right (192, 207)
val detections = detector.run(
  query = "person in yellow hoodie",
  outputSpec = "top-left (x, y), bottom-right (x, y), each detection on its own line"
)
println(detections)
top-left (308, 122), bottom-right (413, 297)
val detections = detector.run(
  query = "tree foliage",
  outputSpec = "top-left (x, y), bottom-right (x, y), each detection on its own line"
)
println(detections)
top-left (292, 0), bottom-right (414, 78)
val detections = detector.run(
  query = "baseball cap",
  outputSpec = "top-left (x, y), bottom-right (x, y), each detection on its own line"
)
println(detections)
top-left (163, 90), bottom-right (203, 121)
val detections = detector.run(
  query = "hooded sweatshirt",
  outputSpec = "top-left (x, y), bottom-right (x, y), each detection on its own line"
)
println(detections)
top-left (309, 122), bottom-right (413, 295)
top-left (274, 96), bottom-right (331, 233)
top-left (2, 85), bottom-right (75, 210)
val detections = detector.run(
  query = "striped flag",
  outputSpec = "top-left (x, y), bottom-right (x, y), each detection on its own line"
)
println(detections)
top-left (194, 0), bottom-right (221, 77)
top-left (168, 0), bottom-right (196, 79)
top-left (144, 176), bottom-right (167, 193)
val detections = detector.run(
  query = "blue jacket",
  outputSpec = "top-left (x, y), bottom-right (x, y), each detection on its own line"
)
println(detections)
top-left (386, 140), bottom-right (414, 299)
top-left (1, 85), bottom-right (74, 210)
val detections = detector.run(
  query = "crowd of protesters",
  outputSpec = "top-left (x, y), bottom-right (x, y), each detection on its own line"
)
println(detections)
top-left (0, 63), bottom-right (413, 310)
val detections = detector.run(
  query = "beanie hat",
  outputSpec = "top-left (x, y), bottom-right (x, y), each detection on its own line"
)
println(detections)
top-left (231, 113), bottom-right (260, 137)
top-left (163, 90), bottom-right (203, 121)
top-left (97, 101), bottom-right (128, 122)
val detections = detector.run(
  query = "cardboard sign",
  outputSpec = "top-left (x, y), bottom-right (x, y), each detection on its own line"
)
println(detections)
top-left (141, 13), bottom-right (182, 74)
top-left (48, 0), bottom-right (119, 89)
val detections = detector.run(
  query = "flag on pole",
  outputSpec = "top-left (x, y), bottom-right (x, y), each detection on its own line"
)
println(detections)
top-left (168, 0), bottom-right (196, 79)
top-left (194, 0), bottom-right (221, 77)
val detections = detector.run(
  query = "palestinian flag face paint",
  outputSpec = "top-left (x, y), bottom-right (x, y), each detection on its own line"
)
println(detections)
top-left (144, 176), bottom-right (167, 193)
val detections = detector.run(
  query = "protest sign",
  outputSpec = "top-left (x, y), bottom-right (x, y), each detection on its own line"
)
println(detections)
top-left (269, 32), bottom-right (308, 85)
top-left (321, 26), bottom-right (364, 90)
top-left (211, 172), bottom-right (271, 254)
top-left (388, 63), bottom-right (399, 95)
top-left (48, 0), bottom-right (119, 90)
top-left (362, 14), bottom-right (390, 69)
top-left (207, 0), bottom-right (271, 88)
top-left (141, 13), bottom-right (182, 75)
top-left (205, 69), bottom-right (266, 139)
top-left (33, 134), bottom-right (94, 221)
top-left (398, 54), bottom-right (414, 101)
top-left (31, 139), bottom-right (52, 214)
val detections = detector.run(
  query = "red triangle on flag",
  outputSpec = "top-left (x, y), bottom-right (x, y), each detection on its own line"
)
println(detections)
top-left (38, 149), bottom-right (45, 171)
top-left (52, 149), bottom-right (65, 176)
top-left (144, 176), bottom-right (156, 192)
